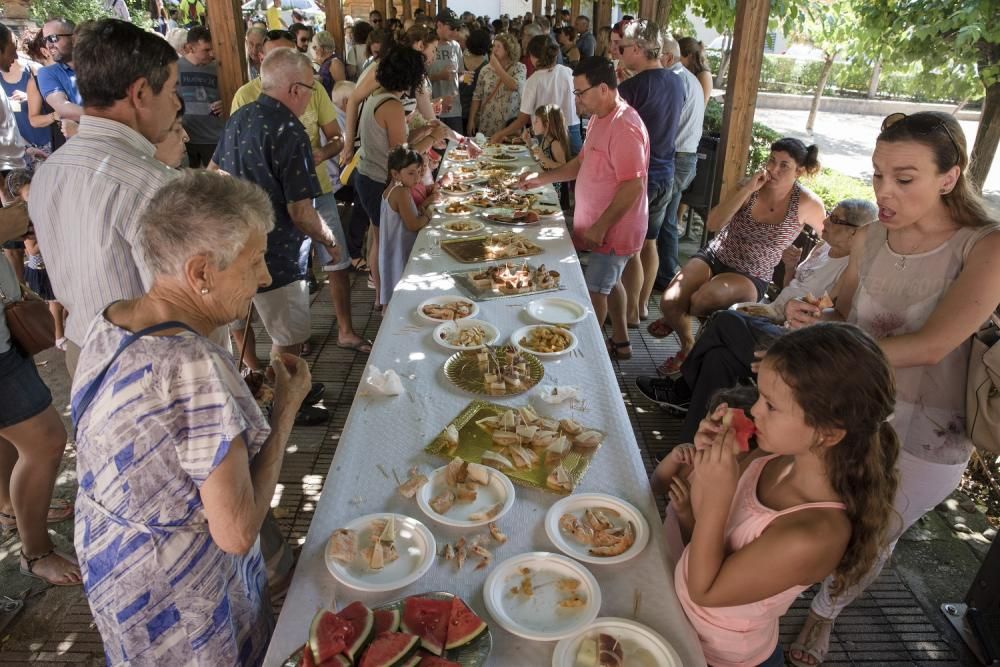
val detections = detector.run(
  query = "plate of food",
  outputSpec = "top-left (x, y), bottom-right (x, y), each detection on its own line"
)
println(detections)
top-left (530, 204), bottom-right (562, 218)
top-left (441, 346), bottom-right (543, 398)
top-left (452, 171), bottom-right (485, 183)
top-left (552, 617), bottom-right (682, 667)
top-left (454, 262), bottom-right (562, 300)
top-left (285, 592), bottom-right (493, 667)
top-left (526, 297), bottom-right (588, 325)
top-left (487, 151), bottom-right (520, 163)
top-left (482, 207), bottom-right (542, 225)
top-left (483, 552), bottom-right (601, 641)
top-left (511, 325), bottom-right (578, 358)
top-left (427, 400), bottom-right (604, 494)
top-left (417, 296), bottom-right (479, 323)
top-left (325, 513), bottom-right (435, 592)
top-left (544, 493), bottom-right (650, 565)
top-left (440, 181), bottom-right (483, 197)
top-left (416, 458), bottom-right (516, 527)
top-left (433, 319), bottom-right (501, 351)
top-left (442, 219), bottom-right (486, 235)
top-left (438, 200), bottom-right (477, 217)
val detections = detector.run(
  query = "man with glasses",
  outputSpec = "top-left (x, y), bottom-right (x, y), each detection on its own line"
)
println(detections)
top-left (521, 56), bottom-right (650, 361)
top-left (368, 9), bottom-right (383, 26)
top-left (634, 199), bottom-right (877, 439)
top-left (178, 26), bottom-right (223, 167)
top-left (245, 26), bottom-right (266, 80)
top-left (616, 20), bottom-right (685, 328)
top-left (289, 23), bottom-right (313, 54)
top-left (38, 18), bottom-right (82, 125)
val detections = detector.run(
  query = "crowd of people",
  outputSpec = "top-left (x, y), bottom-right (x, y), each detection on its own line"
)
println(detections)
top-left (0, 5), bottom-right (996, 667)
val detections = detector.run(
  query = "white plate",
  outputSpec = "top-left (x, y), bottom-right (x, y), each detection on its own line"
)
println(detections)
top-left (436, 203), bottom-right (480, 218)
top-left (416, 463), bottom-right (516, 527)
top-left (545, 493), bottom-right (650, 565)
top-left (483, 552), bottom-right (601, 641)
top-left (552, 617), bottom-right (682, 667)
top-left (433, 319), bottom-right (501, 351)
top-left (510, 325), bottom-right (578, 359)
top-left (417, 296), bottom-right (480, 324)
top-left (481, 207), bottom-right (542, 226)
top-left (527, 297), bottom-right (588, 325)
top-left (325, 513), bottom-right (435, 592)
top-left (439, 183), bottom-right (484, 197)
top-left (441, 220), bottom-right (486, 235)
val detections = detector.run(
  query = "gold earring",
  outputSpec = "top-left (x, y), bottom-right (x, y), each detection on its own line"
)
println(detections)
top-left (200, 287), bottom-right (209, 295)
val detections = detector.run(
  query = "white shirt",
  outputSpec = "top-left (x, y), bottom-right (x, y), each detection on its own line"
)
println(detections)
top-left (0, 84), bottom-right (25, 171)
top-left (670, 62), bottom-right (705, 153)
top-left (29, 116), bottom-right (177, 345)
top-left (519, 64), bottom-right (580, 127)
top-left (766, 243), bottom-right (849, 321)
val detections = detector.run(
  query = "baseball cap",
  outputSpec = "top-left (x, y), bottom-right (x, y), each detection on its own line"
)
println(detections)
top-left (435, 8), bottom-right (461, 29)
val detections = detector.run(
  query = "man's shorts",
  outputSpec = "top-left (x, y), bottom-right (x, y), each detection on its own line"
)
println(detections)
top-left (313, 191), bottom-right (351, 271)
top-left (253, 280), bottom-right (310, 346)
top-left (584, 251), bottom-right (630, 295)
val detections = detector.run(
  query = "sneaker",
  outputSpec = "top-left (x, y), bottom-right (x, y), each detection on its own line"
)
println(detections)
top-left (54, 337), bottom-right (67, 351)
top-left (303, 382), bottom-right (325, 406)
top-left (635, 375), bottom-right (691, 413)
top-left (294, 404), bottom-right (329, 426)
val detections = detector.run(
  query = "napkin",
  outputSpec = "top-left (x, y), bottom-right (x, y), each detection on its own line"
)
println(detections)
top-left (539, 384), bottom-right (580, 404)
top-left (362, 365), bottom-right (404, 396)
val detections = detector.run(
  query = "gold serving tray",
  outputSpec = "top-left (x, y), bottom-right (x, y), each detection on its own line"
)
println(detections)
top-left (449, 263), bottom-right (564, 302)
top-left (441, 236), bottom-right (544, 263)
top-left (425, 400), bottom-right (605, 494)
top-left (443, 347), bottom-right (544, 396)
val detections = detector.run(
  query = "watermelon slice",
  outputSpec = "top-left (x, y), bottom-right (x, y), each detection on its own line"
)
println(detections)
top-left (298, 644), bottom-right (316, 667)
top-left (324, 657), bottom-right (351, 667)
top-left (722, 408), bottom-right (756, 452)
top-left (444, 596), bottom-right (487, 650)
top-left (417, 657), bottom-right (461, 667)
top-left (357, 632), bottom-right (419, 667)
top-left (308, 611), bottom-right (349, 665)
top-left (374, 608), bottom-right (401, 635)
top-left (400, 597), bottom-right (452, 656)
top-left (337, 601), bottom-right (376, 663)
top-left (398, 657), bottom-right (422, 667)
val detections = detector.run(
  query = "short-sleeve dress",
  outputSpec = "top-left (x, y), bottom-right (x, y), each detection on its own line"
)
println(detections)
top-left (72, 316), bottom-right (272, 666)
top-left (472, 61), bottom-right (526, 138)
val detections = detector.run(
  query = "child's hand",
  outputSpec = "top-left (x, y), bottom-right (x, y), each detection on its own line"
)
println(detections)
top-left (690, 432), bottom-right (740, 515)
top-left (650, 443), bottom-right (695, 494)
top-left (693, 403), bottom-right (728, 450)
top-left (670, 444), bottom-right (696, 466)
top-left (668, 477), bottom-right (693, 523)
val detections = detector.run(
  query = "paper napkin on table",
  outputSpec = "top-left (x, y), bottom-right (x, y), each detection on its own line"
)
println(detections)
top-left (362, 365), bottom-right (404, 396)
top-left (539, 384), bottom-right (580, 404)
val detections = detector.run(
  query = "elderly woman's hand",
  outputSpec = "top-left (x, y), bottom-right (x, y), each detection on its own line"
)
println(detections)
top-left (270, 353), bottom-right (312, 423)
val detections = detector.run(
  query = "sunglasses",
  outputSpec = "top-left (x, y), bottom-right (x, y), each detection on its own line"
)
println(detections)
top-left (881, 112), bottom-right (961, 165)
top-left (825, 210), bottom-right (858, 228)
top-left (44, 33), bottom-right (72, 44)
top-left (265, 29), bottom-right (295, 42)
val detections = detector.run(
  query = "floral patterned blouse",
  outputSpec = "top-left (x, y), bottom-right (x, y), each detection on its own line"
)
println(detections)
top-left (472, 61), bottom-right (527, 137)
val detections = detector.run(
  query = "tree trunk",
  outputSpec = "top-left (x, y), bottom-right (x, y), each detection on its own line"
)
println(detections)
top-left (655, 0), bottom-right (671, 27)
top-left (867, 57), bottom-right (881, 99)
top-left (969, 77), bottom-right (999, 192)
top-left (714, 32), bottom-right (732, 89)
top-left (806, 53), bottom-right (835, 132)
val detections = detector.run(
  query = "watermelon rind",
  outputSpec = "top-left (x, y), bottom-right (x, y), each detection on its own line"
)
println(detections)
top-left (337, 601), bottom-right (376, 663)
top-left (400, 597), bottom-right (451, 656)
top-left (357, 632), bottom-right (420, 667)
top-left (444, 596), bottom-right (487, 650)
top-left (417, 657), bottom-right (461, 667)
top-left (298, 644), bottom-right (316, 667)
top-left (373, 608), bottom-right (401, 635)
top-left (308, 610), bottom-right (348, 665)
top-left (398, 657), bottom-right (421, 667)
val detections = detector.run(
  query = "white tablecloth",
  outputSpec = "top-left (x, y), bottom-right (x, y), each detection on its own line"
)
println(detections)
top-left (264, 151), bottom-right (706, 667)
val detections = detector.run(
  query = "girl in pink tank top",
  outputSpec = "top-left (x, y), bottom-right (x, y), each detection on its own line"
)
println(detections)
top-left (661, 324), bottom-right (900, 666)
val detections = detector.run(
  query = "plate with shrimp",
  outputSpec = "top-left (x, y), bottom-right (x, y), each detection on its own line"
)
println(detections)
top-left (544, 493), bottom-right (649, 565)
top-left (483, 552), bottom-right (601, 641)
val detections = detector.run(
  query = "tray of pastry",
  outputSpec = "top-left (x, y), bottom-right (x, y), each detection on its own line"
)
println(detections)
top-left (441, 233), bottom-right (544, 263)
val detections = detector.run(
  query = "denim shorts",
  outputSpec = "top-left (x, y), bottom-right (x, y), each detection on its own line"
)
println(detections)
top-left (584, 251), bottom-right (630, 295)
top-left (692, 247), bottom-right (769, 300)
top-left (312, 192), bottom-right (351, 271)
top-left (0, 345), bottom-right (52, 428)
top-left (645, 180), bottom-right (674, 240)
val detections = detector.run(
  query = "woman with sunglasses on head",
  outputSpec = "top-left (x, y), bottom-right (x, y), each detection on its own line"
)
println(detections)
top-left (649, 137), bottom-right (827, 375)
top-left (787, 111), bottom-right (1000, 667)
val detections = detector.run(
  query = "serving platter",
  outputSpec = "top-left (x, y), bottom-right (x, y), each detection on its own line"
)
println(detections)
top-left (441, 348), bottom-right (543, 396)
top-left (440, 235), bottom-right (544, 263)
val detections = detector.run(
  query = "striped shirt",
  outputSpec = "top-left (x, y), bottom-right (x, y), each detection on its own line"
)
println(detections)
top-left (72, 317), bottom-right (272, 665)
top-left (28, 116), bottom-right (177, 345)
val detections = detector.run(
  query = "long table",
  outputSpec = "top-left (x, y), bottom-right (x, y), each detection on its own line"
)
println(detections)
top-left (264, 148), bottom-right (706, 666)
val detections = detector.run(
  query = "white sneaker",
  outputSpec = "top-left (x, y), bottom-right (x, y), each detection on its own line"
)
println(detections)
top-left (55, 337), bottom-right (67, 351)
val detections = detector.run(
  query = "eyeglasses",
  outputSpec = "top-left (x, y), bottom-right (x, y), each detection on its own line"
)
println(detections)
top-left (573, 85), bottom-right (595, 97)
top-left (881, 112), bottom-right (962, 165)
top-left (44, 33), bottom-right (72, 44)
top-left (265, 29), bottom-right (295, 42)
top-left (617, 41), bottom-right (633, 55)
top-left (291, 81), bottom-right (315, 93)
top-left (825, 210), bottom-right (857, 228)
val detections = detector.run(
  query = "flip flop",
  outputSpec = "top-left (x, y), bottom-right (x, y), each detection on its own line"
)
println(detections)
top-left (0, 498), bottom-right (74, 534)
top-left (337, 339), bottom-right (373, 354)
top-left (351, 258), bottom-right (369, 273)
top-left (19, 549), bottom-right (82, 587)
top-left (647, 318), bottom-right (674, 339)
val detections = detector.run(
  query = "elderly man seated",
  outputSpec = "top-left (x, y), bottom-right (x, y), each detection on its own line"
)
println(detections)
top-left (72, 171), bottom-right (312, 665)
top-left (635, 198), bottom-right (877, 441)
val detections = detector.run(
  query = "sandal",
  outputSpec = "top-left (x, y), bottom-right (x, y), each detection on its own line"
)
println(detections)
top-left (789, 610), bottom-right (834, 667)
top-left (351, 257), bottom-right (369, 273)
top-left (337, 338), bottom-right (373, 354)
top-left (0, 498), bottom-right (74, 534)
top-left (606, 337), bottom-right (633, 360)
top-left (19, 549), bottom-right (82, 587)
top-left (647, 318), bottom-right (674, 339)
top-left (657, 351), bottom-right (688, 376)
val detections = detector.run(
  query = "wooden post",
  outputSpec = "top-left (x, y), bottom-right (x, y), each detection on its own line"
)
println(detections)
top-left (638, 0), bottom-right (655, 20)
top-left (717, 0), bottom-right (770, 200)
top-left (402, 0), bottom-right (412, 20)
top-left (533, 0), bottom-right (543, 16)
top-left (570, 0), bottom-right (581, 20)
top-left (206, 0), bottom-right (247, 118)
top-left (655, 0), bottom-right (671, 29)
top-left (438, 0), bottom-right (445, 11)
top-left (373, 0), bottom-right (387, 18)
top-left (596, 0), bottom-right (611, 28)
top-left (324, 0), bottom-right (345, 60)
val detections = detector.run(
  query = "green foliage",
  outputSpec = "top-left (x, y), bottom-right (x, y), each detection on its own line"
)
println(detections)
top-left (29, 0), bottom-right (111, 25)
top-left (802, 167), bottom-right (874, 211)
top-left (701, 98), bottom-right (781, 174)
top-left (616, 0), bottom-right (639, 15)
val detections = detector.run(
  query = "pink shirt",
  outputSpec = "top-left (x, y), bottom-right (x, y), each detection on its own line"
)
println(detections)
top-left (571, 95), bottom-right (649, 256)
top-left (674, 455), bottom-right (846, 667)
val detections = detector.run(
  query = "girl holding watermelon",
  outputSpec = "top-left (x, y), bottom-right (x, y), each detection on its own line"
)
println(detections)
top-left (662, 324), bottom-right (900, 667)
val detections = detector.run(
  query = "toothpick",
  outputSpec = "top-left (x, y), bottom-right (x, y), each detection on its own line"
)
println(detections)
top-left (376, 464), bottom-right (390, 480)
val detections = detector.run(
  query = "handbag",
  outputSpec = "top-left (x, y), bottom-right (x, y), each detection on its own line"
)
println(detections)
top-left (967, 311), bottom-right (1000, 453)
top-left (0, 282), bottom-right (54, 356)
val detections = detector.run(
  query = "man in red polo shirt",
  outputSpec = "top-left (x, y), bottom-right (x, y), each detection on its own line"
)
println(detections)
top-left (521, 56), bottom-right (649, 359)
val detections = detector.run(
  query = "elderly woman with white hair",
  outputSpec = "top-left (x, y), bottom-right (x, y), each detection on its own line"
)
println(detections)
top-left (71, 171), bottom-right (312, 665)
top-left (311, 30), bottom-right (345, 96)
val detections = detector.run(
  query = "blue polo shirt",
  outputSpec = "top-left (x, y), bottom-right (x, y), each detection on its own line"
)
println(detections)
top-left (37, 62), bottom-right (82, 105)
top-left (618, 67), bottom-right (685, 188)
top-left (212, 94), bottom-right (322, 292)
